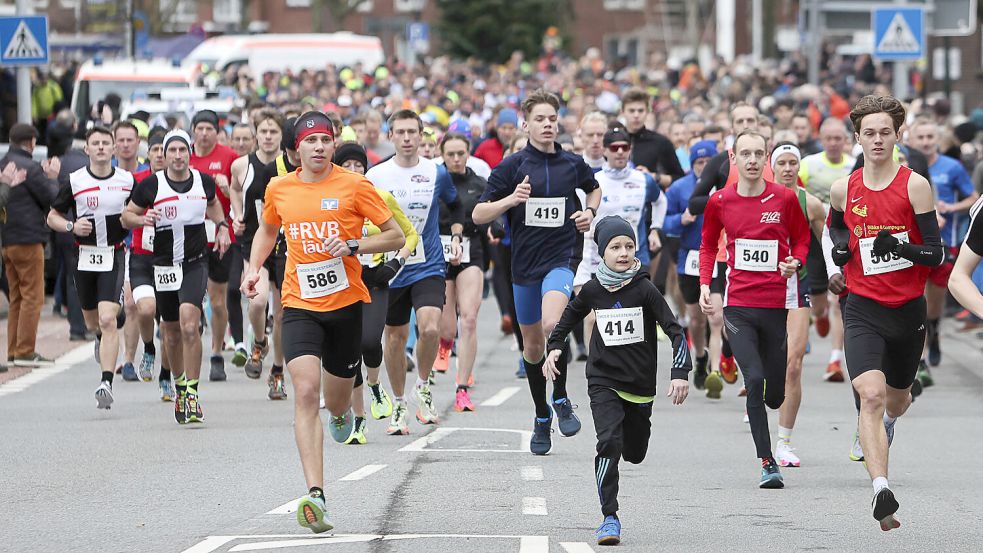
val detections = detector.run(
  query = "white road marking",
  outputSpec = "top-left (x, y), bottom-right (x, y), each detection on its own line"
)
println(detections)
top-left (481, 386), bottom-right (520, 406)
top-left (178, 536), bottom-right (237, 553)
top-left (265, 498), bottom-right (300, 515)
top-left (182, 534), bottom-right (550, 553)
top-left (339, 463), bottom-right (387, 481)
top-left (519, 536), bottom-right (549, 553)
top-left (398, 426), bottom-right (533, 453)
top-left (0, 344), bottom-right (91, 397)
top-left (522, 497), bottom-right (548, 516)
top-left (521, 466), bottom-right (543, 481)
top-left (560, 542), bottom-right (596, 553)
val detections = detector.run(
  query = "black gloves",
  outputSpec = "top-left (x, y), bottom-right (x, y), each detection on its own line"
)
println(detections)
top-left (871, 229), bottom-right (900, 257)
top-left (374, 258), bottom-right (402, 284)
top-left (831, 242), bottom-right (852, 266)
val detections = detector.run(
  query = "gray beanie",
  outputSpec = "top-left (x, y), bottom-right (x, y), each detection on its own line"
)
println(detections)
top-left (594, 215), bottom-right (636, 254)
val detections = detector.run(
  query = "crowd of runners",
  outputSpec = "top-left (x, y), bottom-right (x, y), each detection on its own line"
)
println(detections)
top-left (11, 63), bottom-right (983, 545)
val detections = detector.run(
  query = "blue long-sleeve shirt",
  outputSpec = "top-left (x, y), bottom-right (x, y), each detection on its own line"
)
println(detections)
top-left (663, 172), bottom-right (704, 272)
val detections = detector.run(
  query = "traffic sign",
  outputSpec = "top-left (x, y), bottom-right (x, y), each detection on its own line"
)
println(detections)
top-left (407, 22), bottom-right (430, 54)
top-left (872, 6), bottom-right (925, 60)
top-left (0, 15), bottom-right (48, 66)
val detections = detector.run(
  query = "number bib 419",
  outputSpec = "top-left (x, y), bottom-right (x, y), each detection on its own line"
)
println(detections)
top-left (595, 307), bottom-right (645, 346)
top-left (734, 239), bottom-right (778, 271)
top-left (859, 232), bottom-right (912, 276)
top-left (440, 235), bottom-right (470, 263)
top-left (297, 257), bottom-right (350, 299)
top-left (153, 265), bottom-right (183, 292)
top-left (525, 197), bottom-right (565, 228)
top-left (78, 245), bottom-right (114, 272)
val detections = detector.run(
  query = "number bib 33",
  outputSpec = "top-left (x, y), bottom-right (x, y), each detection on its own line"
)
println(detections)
top-left (153, 265), bottom-right (183, 292)
top-left (78, 245), bottom-right (115, 272)
top-left (297, 257), bottom-right (350, 299)
top-left (595, 307), bottom-right (645, 346)
top-left (525, 197), bottom-right (565, 228)
top-left (734, 239), bottom-right (778, 271)
top-left (859, 231), bottom-right (913, 276)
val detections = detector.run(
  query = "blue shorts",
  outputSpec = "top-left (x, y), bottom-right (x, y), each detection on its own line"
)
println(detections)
top-left (512, 267), bottom-right (575, 326)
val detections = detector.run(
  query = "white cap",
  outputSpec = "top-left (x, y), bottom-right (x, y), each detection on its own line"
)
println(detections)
top-left (163, 129), bottom-right (191, 151)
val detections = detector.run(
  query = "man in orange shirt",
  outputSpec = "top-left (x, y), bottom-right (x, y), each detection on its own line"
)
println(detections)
top-left (242, 112), bottom-right (404, 534)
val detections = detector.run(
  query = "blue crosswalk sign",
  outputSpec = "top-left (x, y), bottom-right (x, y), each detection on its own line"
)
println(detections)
top-left (0, 16), bottom-right (48, 66)
top-left (873, 7), bottom-right (924, 61)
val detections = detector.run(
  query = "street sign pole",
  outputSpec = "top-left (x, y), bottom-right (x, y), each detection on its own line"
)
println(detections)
top-left (892, 0), bottom-right (909, 98)
top-left (16, 0), bottom-right (30, 125)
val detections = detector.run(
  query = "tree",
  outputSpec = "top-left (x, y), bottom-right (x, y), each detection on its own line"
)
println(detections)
top-left (436, 0), bottom-right (572, 63)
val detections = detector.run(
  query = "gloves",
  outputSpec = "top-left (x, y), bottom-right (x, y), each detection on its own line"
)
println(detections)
top-left (871, 229), bottom-right (900, 257)
top-left (489, 221), bottom-right (506, 239)
top-left (831, 242), bottom-right (852, 266)
top-left (374, 258), bottom-right (402, 284)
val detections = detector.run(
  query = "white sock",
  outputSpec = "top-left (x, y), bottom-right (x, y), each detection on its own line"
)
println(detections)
top-left (415, 377), bottom-right (427, 388)
top-left (235, 342), bottom-right (246, 351)
top-left (883, 413), bottom-right (897, 424)
top-left (778, 426), bottom-right (793, 443)
top-left (872, 476), bottom-right (889, 493)
top-left (830, 349), bottom-right (844, 363)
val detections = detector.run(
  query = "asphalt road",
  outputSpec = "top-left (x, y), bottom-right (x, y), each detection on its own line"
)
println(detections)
top-left (2, 298), bottom-right (982, 553)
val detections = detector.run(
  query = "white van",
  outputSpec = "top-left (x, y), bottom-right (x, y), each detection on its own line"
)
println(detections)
top-left (184, 32), bottom-right (385, 75)
top-left (71, 58), bottom-right (197, 127)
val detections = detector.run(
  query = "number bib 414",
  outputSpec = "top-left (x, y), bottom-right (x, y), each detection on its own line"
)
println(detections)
top-left (525, 197), bottom-right (565, 228)
top-left (78, 245), bottom-right (114, 272)
top-left (154, 265), bottom-right (183, 292)
top-left (297, 257), bottom-right (350, 299)
top-left (595, 307), bottom-right (645, 346)
top-left (734, 239), bottom-right (778, 272)
top-left (859, 232), bottom-right (913, 276)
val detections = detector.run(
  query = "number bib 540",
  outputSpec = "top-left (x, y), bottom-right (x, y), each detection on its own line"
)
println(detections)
top-left (78, 245), bottom-right (114, 272)
top-left (859, 232), bottom-right (912, 276)
top-left (525, 197), bottom-right (565, 228)
top-left (595, 307), bottom-right (645, 346)
top-left (154, 265), bottom-right (183, 292)
top-left (297, 258), bottom-right (350, 299)
top-left (440, 235), bottom-right (470, 263)
top-left (734, 239), bottom-right (778, 271)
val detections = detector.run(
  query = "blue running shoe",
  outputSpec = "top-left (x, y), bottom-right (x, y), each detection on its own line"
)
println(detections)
top-left (759, 457), bottom-right (784, 489)
top-left (596, 515), bottom-right (621, 546)
top-left (296, 493), bottom-right (333, 533)
top-left (138, 351), bottom-right (155, 382)
top-left (328, 409), bottom-right (354, 443)
top-left (553, 397), bottom-right (581, 437)
top-left (121, 362), bottom-right (138, 382)
top-left (515, 358), bottom-right (526, 379)
top-left (884, 417), bottom-right (896, 448)
top-left (530, 417), bottom-right (552, 455)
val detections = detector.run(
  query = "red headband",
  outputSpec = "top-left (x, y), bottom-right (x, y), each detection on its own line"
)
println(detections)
top-left (294, 118), bottom-right (334, 148)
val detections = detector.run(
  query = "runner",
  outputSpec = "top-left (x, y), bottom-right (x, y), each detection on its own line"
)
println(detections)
top-left (948, 194), bottom-right (983, 329)
top-left (474, 89), bottom-right (601, 455)
top-left (241, 112), bottom-right (404, 533)
top-left (230, 123), bottom-right (256, 158)
top-left (698, 130), bottom-right (810, 488)
top-left (122, 129), bottom-right (232, 424)
top-left (828, 95), bottom-right (945, 530)
top-left (578, 112), bottom-right (608, 171)
top-left (46, 126), bottom-right (134, 410)
top-left (365, 109), bottom-right (465, 433)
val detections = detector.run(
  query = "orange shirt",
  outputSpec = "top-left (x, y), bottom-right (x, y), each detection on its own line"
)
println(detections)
top-left (263, 165), bottom-right (393, 312)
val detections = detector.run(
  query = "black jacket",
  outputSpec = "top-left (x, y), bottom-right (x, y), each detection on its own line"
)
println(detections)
top-left (629, 128), bottom-right (685, 184)
top-left (0, 146), bottom-right (56, 246)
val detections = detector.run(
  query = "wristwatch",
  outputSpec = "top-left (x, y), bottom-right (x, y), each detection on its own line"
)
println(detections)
top-left (586, 206), bottom-right (597, 217)
top-left (346, 239), bottom-right (360, 256)
top-left (65, 221), bottom-right (74, 233)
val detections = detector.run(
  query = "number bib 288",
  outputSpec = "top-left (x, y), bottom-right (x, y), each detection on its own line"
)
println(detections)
top-left (153, 265), bottom-right (183, 292)
top-left (141, 226), bottom-right (155, 252)
top-left (525, 197), bottom-right (565, 228)
top-left (440, 235), bottom-right (470, 263)
top-left (297, 258), bottom-right (349, 299)
top-left (859, 232), bottom-right (912, 276)
top-left (78, 245), bottom-right (114, 272)
top-left (734, 239), bottom-right (778, 271)
top-left (595, 307), bottom-right (645, 346)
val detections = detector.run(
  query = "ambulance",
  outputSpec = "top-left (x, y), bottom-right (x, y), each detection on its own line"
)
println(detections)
top-left (184, 32), bottom-right (385, 75)
top-left (71, 58), bottom-right (196, 128)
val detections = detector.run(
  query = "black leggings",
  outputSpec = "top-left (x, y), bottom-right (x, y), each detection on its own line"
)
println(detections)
top-left (361, 284), bottom-right (388, 370)
top-left (227, 245), bottom-right (244, 344)
top-left (723, 306), bottom-right (788, 459)
top-left (590, 385), bottom-right (652, 517)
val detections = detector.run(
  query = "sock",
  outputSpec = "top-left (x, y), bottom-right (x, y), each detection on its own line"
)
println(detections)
top-left (872, 476), bottom-right (889, 493)
top-left (524, 356), bottom-right (551, 419)
top-left (536, 416), bottom-right (551, 423)
top-left (456, 384), bottom-right (469, 392)
top-left (144, 340), bottom-right (156, 356)
top-left (309, 486), bottom-right (324, 499)
top-left (394, 396), bottom-right (405, 404)
top-left (101, 371), bottom-right (114, 384)
top-left (186, 378), bottom-right (199, 395)
top-left (415, 377), bottom-right (427, 388)
top-left (830, 349), bottom-right (844, 363)
top-left (236, 341), bottom-right (246, 351)
top-left (439, 338), bottom-right (454, 351)
top-left (254, 337), bottom-right (267, 347)
top-left (778, 426), bottom-right (792, 443)
top-left (175, 373), bottom-right (187, 395)
top-left (271, 364), bottom-right (283, 375)
top-left (159, 367), bottom-right (171, 382)
top-left (883, 413), bottom-right (896, 424)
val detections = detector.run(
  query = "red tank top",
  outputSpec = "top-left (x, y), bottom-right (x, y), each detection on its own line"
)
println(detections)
top-left (843, 165), bottom-right (929, 307)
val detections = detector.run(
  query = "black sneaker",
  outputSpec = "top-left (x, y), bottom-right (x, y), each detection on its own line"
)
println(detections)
top-left (927, 324), bottom-right (941, 367)
top-left (174, 392), bottom-right (187, 425)
top-left (759, 457), bottom-right (784, 489)
top-left (530, 418), bottom-right (552, 455)
top-left (693, 353), bottom-right (709, 390)
top-left (0, 363), bottom-right (7, 373)
top-left (186, 392), bottom-right (204, 423)
top-left (872, 488), bottom-right (900, 530)
top-left (209, 355), bottom-right (227, 381)
top-left (552, 398), bottom-right (581, 437)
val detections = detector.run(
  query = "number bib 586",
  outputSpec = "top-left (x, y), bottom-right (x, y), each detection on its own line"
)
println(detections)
top-left (154, 265), bottom-right (183, 292)
top-left (595, 307), bottom-right (645, 346)
top-left (78, 245), bottom-right (114, 272)
top-left (734, 239), bottom-right (778, 271)
top-left (859, 232), bottom-right (912, 276)
top-left (297, 258), bottom-right (349, 299)
top-left (440, 235), bottom-right (470, 263)
top-left (525, 197), bottom-right (565, 228)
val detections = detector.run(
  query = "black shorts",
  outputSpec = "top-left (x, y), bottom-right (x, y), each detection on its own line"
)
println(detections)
top-left (796, 276), bottom-right (811, 309)
top-left (241, 241), bottom-right (283, 287)
top-left (155, 257), bottom-right (208, 322)
top-left (446, 261), bottom-right (484, 281)
top-left (843, 294), bottom-right (926, 390)
top-left (679, 274), bottom-right (701, 305)
top-left (806, 234), bottom-right (828, 295)
top-left (663, 236), bottom-right (681, 267)
top-left (386, 275), bottom-right (445, 326)
top-left (282, 302), bottom-right (363, 378)
top-left (710, 261), bottom-right (727, 295)
top-left (72, 247), bottom-right (126, 311)
top-left (208, 247), bottom-right (234, 284)
top-left (128, 251), bottom-right (154, 290)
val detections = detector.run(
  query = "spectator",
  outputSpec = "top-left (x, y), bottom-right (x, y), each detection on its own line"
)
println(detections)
top-left (0, 161), bottom-right (27, 372)
top-left (363, 110), bottom-right (395, 159)
top-left (474, 108), bottom-right (519, 169)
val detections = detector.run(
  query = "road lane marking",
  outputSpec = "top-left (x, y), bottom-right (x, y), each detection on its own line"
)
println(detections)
top-left (521, 466), bottom-right (543, 481)
top-left (522, 497), bottom-right (548, 516)
top-left (519, 536), bottom-right (549, 553)
top-left (178, 536), bottom-right (237, 553)
top-left (0, 344), bottom-right (90, 397)
top-left (182, 534), bottom-right (551, 553)
top-left (399, 426), bottom-right (532, 453)
top-left (481, 386), bottom-right (520, 406)
top-left (265, 499), bottom-right (299, 515)
top-left (339, 463), bottom-right (387, 481)
top-left (560, 543), bottom-right (596, 553)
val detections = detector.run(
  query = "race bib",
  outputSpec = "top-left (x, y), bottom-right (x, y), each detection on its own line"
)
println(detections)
top-left (358, 253), bottom-right (376, 267)
top-left (297, 257), bottom-right (350, 299)
top-left (255, 200), bottom-right (264, 224)
top-left (859, 232), bottom-right (913, 276)
top-left (141, 226), bottom-right (155, 252)
top-left (405, 245), bottom-right (426, 265)
top-left (595, 307), bottom-right (645, 346)
top-left (78, 245), bottom-right (114, 272)
top-left (734, 239), bottom-right (778, 272)
top-left (684, 250), bottom-right (701, 277)
top-left (525, 197), bottom-right (565, 228)
top-left (205, 220), bottom-right (217, 243)
top-left (440, 235), bottom-right (471, 263)
top-left (153, 265), bottom-right (183, 292)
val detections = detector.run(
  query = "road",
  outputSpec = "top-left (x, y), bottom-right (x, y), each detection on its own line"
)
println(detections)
top-left (1, 297), bottom-right (982, 552)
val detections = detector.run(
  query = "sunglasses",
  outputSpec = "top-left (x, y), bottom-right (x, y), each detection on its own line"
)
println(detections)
top-left (607, 144), bottom-right (630, 153)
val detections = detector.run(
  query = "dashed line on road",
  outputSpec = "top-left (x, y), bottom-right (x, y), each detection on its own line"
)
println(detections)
top-left (560, 542), bottom-right (596, 553)
top-left (339, 463), bottom-right (387, 481)
top-left (521, 466), bottom-right (543, 481)
top-left (265, 498), bottom-right (300, 515)
top-left (481, 386), bottom-right (520, 406)
top-left (398, 426), bottom-right (532, 453)
top-left (0, 343), bottom-right (90, 397)
top-left (181, 534), bottom-right (554, 553)
top-left (522, 497), bottom-right (548, 516)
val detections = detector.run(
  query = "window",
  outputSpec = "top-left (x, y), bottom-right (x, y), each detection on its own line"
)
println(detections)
top-left (286, 0), bottom-right (312, 6)
top-left (160, 0), bottom-right (198, 26)
top-left (395, 0), bottom-right (427, 13)
top-left (603, 0), bottom-right (644, 10)
top-left (212, 0), bottom-right (241, 23)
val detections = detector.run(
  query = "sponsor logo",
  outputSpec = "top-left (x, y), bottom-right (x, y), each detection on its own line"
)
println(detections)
top-left (854, 225), bottom-right (863, 237)
top-left (851, 204), bottom-right (868, 218)
top-left (407, 202), bottom-right (428, 210)
top-left (410, 175), bottom-right (430, 183)
top-left (285, 221), bottom-right (341, 254)
top-left (623, 182), bottom-right (641, 189)
top-left (392, 188), bottom-right (409, 198)
top-left (760, 193), bottom-right (775, 203)
top-left (306, 119), bottom-right (316, 128)
top-left (86, 196), bottom-right (99, 209)
top-left (851, 196), bottom-right (863, 203)
top-left (612, 301), bottom-right (623, 309)
top-left (164, 205), bottom-right (178, 219)
top-left (321, 198), bottom-right (339, 211)
top-left (760, 211), bottom-right (781, 224)
top-left (208, 162), bottom-right (222, 171)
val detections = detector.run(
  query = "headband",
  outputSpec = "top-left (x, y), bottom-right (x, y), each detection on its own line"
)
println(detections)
top-left (770, 143), bottom-right (801, 169)
top-left (163, 129), bottom-right (191, 151)
top-left (294, 112), bottom-right (335, 149)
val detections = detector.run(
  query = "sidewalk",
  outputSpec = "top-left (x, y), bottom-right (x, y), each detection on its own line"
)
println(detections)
top-left (0, 297), bottom-right (91, 386)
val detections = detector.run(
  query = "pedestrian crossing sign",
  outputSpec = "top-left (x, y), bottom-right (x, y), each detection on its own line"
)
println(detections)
top-left (0, 16), bottom-right (48, 66)
top-left (873, 7), bottom-right (924, 61)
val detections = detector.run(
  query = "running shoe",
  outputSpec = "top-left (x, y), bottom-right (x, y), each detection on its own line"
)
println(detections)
top-left (693, 353), bottom-right (709, 390)
top-left (595, 515), bottom-right (621, 546)
top-left (427, 370), bottom-right (436, 386)
top-left (434, 344), bottom-right (451, 373)
top-left (186, 392), bottom-right (204, 423)
top-left (743, 410), bottom-right (749, 424)
top-left (368, 383), bottom-right (393, 419)
top-left (917, 361), bottom-right (934, 388)
top-left (13, 352), bottom-right (55, 368)
top-left (344, 416), bottom-right (367, 445)
top-left (759, 457), bottom-right (784, 489)
top-left (244, 339), bottom-right (268, 379)
top-left (267, 373), bottom-right (288, 400)
top-left (515, 358), bottom-right (527, 379)
top-left (231, 345), bottom-right (248, 368)
top-left (386, 402), bottom-right (410, 435)
top-left (454, 388), bottom-right (475, 412)
top-left (174, 391), bottom-right (187, 425)
top-left (884, 416), bottom-right (896, 448)
top-left (719, 354), bottom-right (738, 384)
top-left (872, 488), bottom-right (901, 531)
top-left (138, 351), bottom-right (155, 382)
top-left (296, 493), bottom-right (333, 534)
top-left (824, 360), bottom-right (845, 382)
top-left (849, 428), bottom-right (864, 462)
top-left (328, 409), bottom-right (354, 443)
top-left (576, 347), bottom-right (588, 362)
top-left (553, 397), bottom-right (581, 437)
top-left (775, 440), bottom-right (801, 467)
top-left (121, 362), bottom-right (138, 382)
top-left (910, 378), bottom-right (922, 401)
top-left (159, 378), bottom-right (174, 402)
top-left (94, 381), bottom-right (114, 410)
top-left (209, 355), bottom-right (226, 382)
top-left (530, 417), bottom-right (552, 455)
top-left (704, 370), bottom-right (723, 399)
top-left (415, 385), bottom-right (439, 424)
top-left (815, 313), bottom-right (830, 338)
